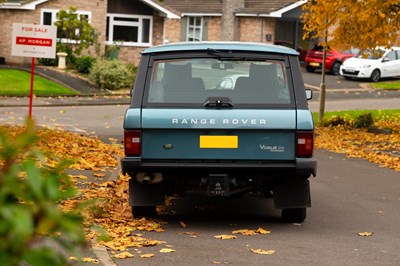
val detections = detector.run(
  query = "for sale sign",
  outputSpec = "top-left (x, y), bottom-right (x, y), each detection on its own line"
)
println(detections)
top-left (11, 23), bottom-right (57, 58)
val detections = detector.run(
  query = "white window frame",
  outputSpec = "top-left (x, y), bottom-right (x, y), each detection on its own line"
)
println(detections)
top-left (186, 16), bottom-right (203, 42)
top-left (40, 8), bottom-right (92, 43)
top-left (106, 13), bottom-right (153, 47)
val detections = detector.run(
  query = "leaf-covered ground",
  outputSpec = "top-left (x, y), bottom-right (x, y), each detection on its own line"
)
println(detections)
top-left (315, 119), bottom-right (400, 171)
top-left (2, 121), bottom-right (399, 260)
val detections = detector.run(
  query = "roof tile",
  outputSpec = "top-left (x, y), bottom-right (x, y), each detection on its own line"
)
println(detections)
top-left (160, 0), bottom-right (298, 15)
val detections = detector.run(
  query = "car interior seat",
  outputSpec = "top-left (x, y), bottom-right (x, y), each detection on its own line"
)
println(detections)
top-left (162, 63), bottom-right (205, 102)
top-left (233, 63), bottom-right (280, 103)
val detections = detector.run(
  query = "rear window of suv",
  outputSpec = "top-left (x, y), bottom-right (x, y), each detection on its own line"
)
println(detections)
top-left (145, 57), bottom-right (292, 106)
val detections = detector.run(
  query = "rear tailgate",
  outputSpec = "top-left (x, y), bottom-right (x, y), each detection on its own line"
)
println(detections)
top-left (139, 109), bottom-right (296, 161)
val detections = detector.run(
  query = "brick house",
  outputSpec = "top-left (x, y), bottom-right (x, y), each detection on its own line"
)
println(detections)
top-left (0, 0), bottom-right (308, 66)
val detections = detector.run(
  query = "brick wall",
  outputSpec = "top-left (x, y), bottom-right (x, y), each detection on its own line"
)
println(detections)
top-left (152, 12), bottom-right (165, 46)
top-left (118, 47), bottom-right (144, 66)
top-left (238, 17), bottom-right (275, 43)
top-left (0, 0), bottom-right (107, 65)
top-left (207, 17), bottom-right (222, 41)
top-left (164, 18), bottom-right (181, 43)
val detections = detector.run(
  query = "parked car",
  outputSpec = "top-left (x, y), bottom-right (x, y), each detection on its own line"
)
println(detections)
top-left (121, 42), bottom-right (316, 223)
top-left (340, 47), bottom-right (400, 82)
top-left (305, 45), bottom-right (359, 75)
top-left (274, 40), bottom-right (308, 62)
top-left (215, 74), bottom-right (247, 90)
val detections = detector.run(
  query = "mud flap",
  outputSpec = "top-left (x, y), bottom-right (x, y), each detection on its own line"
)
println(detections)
top-left (129, 178), bottom-right (165, 206)
top-left (273, 179), bottom-right (311, 209)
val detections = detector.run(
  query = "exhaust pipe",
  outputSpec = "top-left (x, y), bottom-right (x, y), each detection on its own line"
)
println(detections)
top-left (136, 173), bottom-right (163, 184)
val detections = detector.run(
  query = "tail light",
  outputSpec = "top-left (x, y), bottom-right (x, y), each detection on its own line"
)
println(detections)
top-left (296, 131), bottom-right (314, 157)
top-left (124, 130), bottom-right (141, 156)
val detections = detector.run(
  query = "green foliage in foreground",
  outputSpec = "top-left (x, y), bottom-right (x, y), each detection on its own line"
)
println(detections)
top-left (0, 119), bottom-right (85, 266)
top-left (0, 69), bottom-right (78, 96)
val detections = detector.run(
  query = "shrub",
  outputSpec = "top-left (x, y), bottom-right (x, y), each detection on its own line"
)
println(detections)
top-left (322, 116), bottom-right (349, 127)
top-left (89, 59), bottom-right (135, 90)
top-left (37, 58), bottom-right (57, 66)
top-left (354, 113), bottom-right (374, 128)
top-left (75, 56), bottom-right (95, 73)
top-left (0, 119), bottom-right (85, 265)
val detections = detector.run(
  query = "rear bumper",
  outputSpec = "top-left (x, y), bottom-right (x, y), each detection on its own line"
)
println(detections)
top-left (121, 157), bottom-right (317, 177)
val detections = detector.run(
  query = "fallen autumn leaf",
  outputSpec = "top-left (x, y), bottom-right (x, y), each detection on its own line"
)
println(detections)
top-left (358, 232), bottom-right (374, 236)
top-left (112, 251), bottom-right (135, 259)
top-left (140, 254), bottom-right (155, 258)
top-left (214, 234), bottom-right (237, 240)
top-left (159, 248), bottom-right (176, 253)
top-left (251, 249), bottom-right (275, 255)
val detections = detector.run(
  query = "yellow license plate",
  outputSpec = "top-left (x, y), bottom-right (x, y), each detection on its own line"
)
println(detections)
top-left (200, 136), bottom-right (238, 149)
top-left (310, 62), bottom-right (320, 67)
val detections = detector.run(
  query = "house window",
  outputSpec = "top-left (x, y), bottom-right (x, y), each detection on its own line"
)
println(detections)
top-left (40, 9), bottom-right (91, 40)
top-left (186, 16), bottom-right (203, 42)
top-left (106, 13), bottom-right (152, 46)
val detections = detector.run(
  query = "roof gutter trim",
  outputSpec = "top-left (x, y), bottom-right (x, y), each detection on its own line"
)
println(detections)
top-left (236, 0), bottom-right (307, 18)
top-left (139, 0), bottom-right (180, 19)
top-left (269, 0), bottom-right (307, 18)
top-left (0, 0), bottom-right (49, 10)
top-left (181, 13), bottom-right (222, 17)
top-left (235, 13), bottom-right (269, 17)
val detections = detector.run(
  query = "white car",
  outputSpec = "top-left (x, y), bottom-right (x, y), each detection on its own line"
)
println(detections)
top-left (340, 47), bottom-right (400, 82)
top-left (215, 74), bottom-right (247, 90)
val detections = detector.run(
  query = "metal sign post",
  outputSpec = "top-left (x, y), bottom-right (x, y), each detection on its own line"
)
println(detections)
top-left (11, 23), bottom-right (57, 117)
top-left (29, 57), bottom-right (35, 117)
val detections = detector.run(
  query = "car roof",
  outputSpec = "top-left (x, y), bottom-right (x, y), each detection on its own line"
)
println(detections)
top-left (367, 46), bottom-right (400, 51)
top-left (142, 41), bottom-right (298, 56)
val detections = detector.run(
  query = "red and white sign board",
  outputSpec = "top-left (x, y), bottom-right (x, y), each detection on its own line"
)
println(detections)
top-left (11, 23), bottom-right (57, 58)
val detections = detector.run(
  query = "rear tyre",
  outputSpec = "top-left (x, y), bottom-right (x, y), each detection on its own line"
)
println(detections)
top-left (330, 61), bottom-right (341, 76)
top-left (370, 69), bottom-right (381, 82)
top-left (281, 208), bottom-right (307, 223)
top-left (132, 206), bottom-right (157, 218)
top-left (306, 66), bottom-right (315, 73)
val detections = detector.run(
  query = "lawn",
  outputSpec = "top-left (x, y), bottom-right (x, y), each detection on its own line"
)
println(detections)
top-left (0, 68), bottom-right (78, 96)
top-left (314, 109), bottom-right (400, 127)
top-left (316, 109), bottom-right (400, 120)
top-left (371, 79), bottom-right (400, 90)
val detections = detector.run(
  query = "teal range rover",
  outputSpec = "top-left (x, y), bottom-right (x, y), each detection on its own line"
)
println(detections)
top-left (121, 42), bottom-right (316, 223)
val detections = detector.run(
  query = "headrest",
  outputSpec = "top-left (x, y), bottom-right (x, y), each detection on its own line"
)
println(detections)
top-left (164, 63), bottom-right (192, 80)
top-left (249, 63), bottom-right (277, 79)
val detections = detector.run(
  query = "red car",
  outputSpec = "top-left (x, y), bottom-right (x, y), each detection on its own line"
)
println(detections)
top-left (274, 40), bottom-right (308, 62)
top-left (305, 45), bottom-right (359, 75)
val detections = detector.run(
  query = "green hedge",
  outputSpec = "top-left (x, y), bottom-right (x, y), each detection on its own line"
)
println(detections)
top-left (89, 59), bottom-right (136, 90)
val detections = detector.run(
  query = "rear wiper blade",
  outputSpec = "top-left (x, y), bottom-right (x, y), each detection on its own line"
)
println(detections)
top-left (207, 48), bottom-right (266, 61)
top-left (204, 97), bottom-right (234, 108)
top-left (207, 48), bottom-right (234, 58)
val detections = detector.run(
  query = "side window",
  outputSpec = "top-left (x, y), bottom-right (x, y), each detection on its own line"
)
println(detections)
top-left (386, 51), bottom-right (396, 61)
top-left (106, 14), bottom-right (152, 46)
top-left (186, 17), bottom-right (203, 42)
top-left (396, 50), bottom-right (400, 60)
top-left (148, 62), bottom-right (165, 102)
